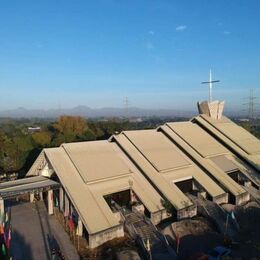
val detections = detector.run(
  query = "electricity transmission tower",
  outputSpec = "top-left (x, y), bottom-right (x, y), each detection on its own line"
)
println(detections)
top-left (243, 89), bottom-right (259, 122)
top-left (124, 97), bottom-right (129, 120)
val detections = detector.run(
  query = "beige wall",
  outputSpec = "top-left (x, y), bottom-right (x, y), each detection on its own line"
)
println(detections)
top-left (177, 204), bottom-right (197, 220)
top-left (236, 192), bottom-right (250, 205)
top-left (150, 209), bottom-right (168, 225)
top-left (89, 225), bottom-right (124, 249)
top-left (212, 193), bottom-right (228, 204)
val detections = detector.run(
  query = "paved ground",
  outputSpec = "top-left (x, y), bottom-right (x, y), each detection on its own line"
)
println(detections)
top-left (9, 200), bottom-right (79, 260)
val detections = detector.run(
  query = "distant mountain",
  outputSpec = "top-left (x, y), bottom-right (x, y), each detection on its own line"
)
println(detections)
top-left (0, 105), bottom-right (196, 118)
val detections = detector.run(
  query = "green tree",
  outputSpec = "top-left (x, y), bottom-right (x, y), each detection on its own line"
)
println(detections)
top-left (32, 131), bottom-right (52, 147)
top-left (54, 116), bottom-right (88, 135)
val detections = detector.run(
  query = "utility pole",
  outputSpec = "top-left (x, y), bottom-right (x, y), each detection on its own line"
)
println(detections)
top-left (201, 69), bottom-right (220, 102)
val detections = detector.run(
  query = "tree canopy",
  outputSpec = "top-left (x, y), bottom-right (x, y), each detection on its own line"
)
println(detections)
top-left (0, 115), bottom-right (258, 178)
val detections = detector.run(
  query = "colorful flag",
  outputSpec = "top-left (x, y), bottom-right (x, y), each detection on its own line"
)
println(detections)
top-left (69, 216), bottom-right (75, 231)
top-left (1, 243), bottom-right (6, 256)
top-left (55, 197), bottom-right (59, 207)
top-left (6, 228), bottom-right (11, 249)
top-left (0, 225), bottom-right (4, 235)
top-left (231, 211), bottom-right (239, 229)
top-left (146, 239), bottom-right (150, 251)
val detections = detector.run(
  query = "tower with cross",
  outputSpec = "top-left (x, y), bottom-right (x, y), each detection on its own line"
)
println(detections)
top-left (197, 70), bottom-right (224, 120)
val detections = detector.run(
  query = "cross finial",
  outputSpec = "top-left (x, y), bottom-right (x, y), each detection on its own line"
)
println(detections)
top-left (201, 69), bottom-right (220, 102)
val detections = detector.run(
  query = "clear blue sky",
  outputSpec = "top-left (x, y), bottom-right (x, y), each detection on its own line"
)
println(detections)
top-left (0, 0), bottom-right (259, 112)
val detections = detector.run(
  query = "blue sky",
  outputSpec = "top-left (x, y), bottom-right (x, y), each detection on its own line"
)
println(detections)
top-left (0, 0), bottom-right (259, 112)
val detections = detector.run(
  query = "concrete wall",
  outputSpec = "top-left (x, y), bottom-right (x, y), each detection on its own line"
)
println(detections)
top-left (150, 209), bottom-right (168, 225)
top-left (212, 193), bottom-right (228, 205)
top-left (197, 100), bottom-right (225, 120)
top-left (41, 163), bottom-right (54, 178)
top-left (192, 179), bottom-right (203, 192)
top-left (113, 211), bottom-right (123, 222)
top-left (235, 192), bottom-right (250, 205)
top-left (177, 204), bottom-right (197, 220)
top-left (89, 225), bottom-right (124, 249)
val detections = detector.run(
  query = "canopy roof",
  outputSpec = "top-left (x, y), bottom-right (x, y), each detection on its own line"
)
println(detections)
top-left (0, 176), bottom-right (60, 199)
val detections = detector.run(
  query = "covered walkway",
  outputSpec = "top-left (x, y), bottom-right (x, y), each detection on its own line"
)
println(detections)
top-left (0, 176), bottom-right (60, 199)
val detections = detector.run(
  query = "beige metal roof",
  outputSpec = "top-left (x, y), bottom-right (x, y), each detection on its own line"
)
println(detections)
top-left (160, 125), bottom-right (246, 196)
top-left (210, 155), bottom-right (238, 173)
top-left (166, 122), bottom-right (228, 158)
top-left (114, 130), bottom-right (226, 206)
top-left (45, 147), bottom-right (117, 234)
top-left (0, 176), bottom-right (60, 199)
top-left (166, 120), bottom-right (260, 180)
top-left (223, 154), bottom-right (260, 185)
top-left (161, 165), bottom-right (226, 198)
top-left (165, 120), bottom-right (260, 186)
top-left (113, 134), bottom-right (194, 210)
top-left (62, 141), bottom-right (132, 183)
top-left (123, 130), bottom-right (191, 172)
top-left (175, 117), bottom-right (260, 186)
top-left (202, 115), bottom-right (260, 155)
top-left (24, 111), bottom-right (258, 237)
top-left (30, 141), bottom-right (165, 235)
top-left (195, 115), bottom-right (260, 170)
top-left (0, 175), bottom-right (46, 189)
top-left (88, 174), bottom-right (164, 213)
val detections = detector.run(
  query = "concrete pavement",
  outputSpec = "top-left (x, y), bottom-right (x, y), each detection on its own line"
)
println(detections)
top-left (10, 201), bottom-right (79, 260)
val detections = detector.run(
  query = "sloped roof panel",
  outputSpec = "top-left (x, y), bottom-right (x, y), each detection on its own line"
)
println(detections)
top-left (201, 115), bottom-right (260, 155)
top-left (45, 148), bottom-right (119, 234)
top-left (167, 122), bottom-right (228, 158)
top-left (195, 115), bottom-right (260, 170)
top-left (113, 134), bottom-right (194, 209)
top-left (62, 141), bottom-right (132, 183)
top-left (123, 130), bottom-right (191, 172)
top-left (40, 142), bottom-right (166, 235)
top-left (210, 155), bottom-right (238, 173)
top-left (160, 125), bottom-right (246, 196)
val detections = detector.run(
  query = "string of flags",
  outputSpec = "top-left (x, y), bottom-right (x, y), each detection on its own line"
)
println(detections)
top-left (63, 210), bottom-right (78, 234)
top-left (0, 207), bottom-right (12, 259)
